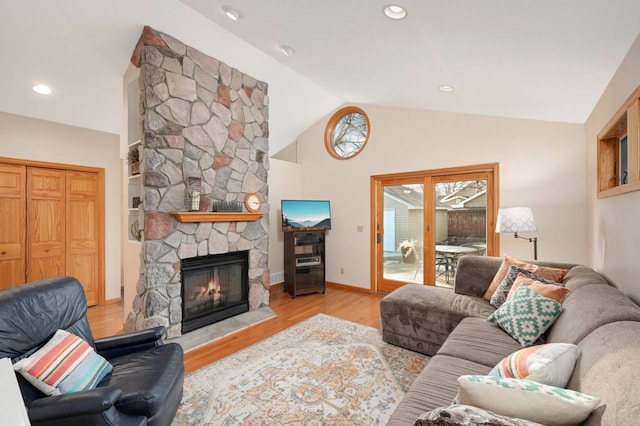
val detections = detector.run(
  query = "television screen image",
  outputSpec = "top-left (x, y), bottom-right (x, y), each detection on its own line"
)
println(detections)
top-left (281, 200), bottom-right (331, 232)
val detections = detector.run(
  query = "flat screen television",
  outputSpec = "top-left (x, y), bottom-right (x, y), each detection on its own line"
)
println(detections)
top-left (281, 200), bottom-right (332, 232)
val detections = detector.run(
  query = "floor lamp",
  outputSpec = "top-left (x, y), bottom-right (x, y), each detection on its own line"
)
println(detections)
top-left (496, 207), bottom-right (538, 260)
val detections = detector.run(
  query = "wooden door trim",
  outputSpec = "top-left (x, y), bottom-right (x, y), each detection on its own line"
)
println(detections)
top-left (370, 163), bottom-right (500, 293)
top-left (371, 163), bottom-right (499, 181)
top-left (0, 157), bottom-right (106, 305)
top-left (369, 176), bottom-right (380, 294)
top-left (0, 157), bottom-right (103, 174)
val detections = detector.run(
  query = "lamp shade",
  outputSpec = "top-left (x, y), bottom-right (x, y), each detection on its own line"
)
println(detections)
top-left (496, 207), bottom-right (537, 233)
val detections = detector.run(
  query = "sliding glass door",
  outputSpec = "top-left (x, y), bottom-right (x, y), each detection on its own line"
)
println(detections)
top-left (371, 164), bottom-right (498, 293)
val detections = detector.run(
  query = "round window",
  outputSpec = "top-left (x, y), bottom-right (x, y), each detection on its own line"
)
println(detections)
top-left (324, 106), bottom-right (370, 159)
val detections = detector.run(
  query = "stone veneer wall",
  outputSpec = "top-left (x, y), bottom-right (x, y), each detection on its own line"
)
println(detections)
top-left (126, 27), bottom-right (270, 338)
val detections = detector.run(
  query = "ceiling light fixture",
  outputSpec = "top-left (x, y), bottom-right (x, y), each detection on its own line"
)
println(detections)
top-left (279, 45), bottom-right (295, 57)
top-left (383, 5), bottom-right (407, 20)
top-left (438, 85), bottom-right (455, 93)
top-left (223, 6), bottom-right (240, 21)
top-left (32, 84), bottom-right (52, 95)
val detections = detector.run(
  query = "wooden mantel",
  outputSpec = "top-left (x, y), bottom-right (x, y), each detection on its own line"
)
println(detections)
top-left (170, 212), bottom-right (264, 223)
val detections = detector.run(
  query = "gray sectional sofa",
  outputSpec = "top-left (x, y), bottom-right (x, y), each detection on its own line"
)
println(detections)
top-left (381, 255), bottom-right (640, 425)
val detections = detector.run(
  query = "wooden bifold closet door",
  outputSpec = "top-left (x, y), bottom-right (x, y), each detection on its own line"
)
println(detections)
top-left (27, 167), bottom-right (66, 281)
top-left (0, 163), bottom-right (26, 287)
top-left (65, 170), bottom-right (100, 306)
top-left (0, 161), bottom-right (103, 306)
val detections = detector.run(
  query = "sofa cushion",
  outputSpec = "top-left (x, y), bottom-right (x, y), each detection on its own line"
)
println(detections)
top-left (568, 321), bottom-right (640, 425)
top-left (13, 329), bottom-right (112, 396)
top-left (489, 343), bottom-right (577, 388)
top-left (562, 265), bottom-right (610, 290)
top-left (416, 404), bottom-right (543, 426)
top-left (436, 317), bottom-right (522, 367)
top-left (381, 284), bottom-right (495, 356)
top-left (546, 283), bottom-right (640, 344)
top-left (454, 256), bottom-right (505, 297)
top-left (488, 285), bottom-right (563, 347)
top-left (99, 343), bottom-right (184, 418)
top-left (386, 355), bottom-right (492, 426)
top-left (456, 375), bottom-right (600, 426)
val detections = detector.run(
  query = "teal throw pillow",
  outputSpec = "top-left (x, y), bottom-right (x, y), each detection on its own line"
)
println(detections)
top-left (488, 284), bottom-right (562, 346)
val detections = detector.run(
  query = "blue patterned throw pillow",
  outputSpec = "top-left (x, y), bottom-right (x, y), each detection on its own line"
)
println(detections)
top-left (488, 284), bottom-right (562, 346)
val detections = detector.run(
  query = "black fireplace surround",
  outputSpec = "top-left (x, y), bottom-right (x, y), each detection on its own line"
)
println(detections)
top-left (181, 251), bottom-right (249, 334)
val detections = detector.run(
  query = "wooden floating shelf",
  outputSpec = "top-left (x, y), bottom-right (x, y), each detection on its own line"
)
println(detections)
top-left (170, 212), bottom-right (264, 223)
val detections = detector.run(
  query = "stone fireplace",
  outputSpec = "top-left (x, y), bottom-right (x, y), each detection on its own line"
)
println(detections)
top-left (125, 27), bottom-right (270, 338)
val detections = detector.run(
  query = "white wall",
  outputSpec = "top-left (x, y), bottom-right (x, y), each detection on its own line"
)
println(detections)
top-left (586, 34), bottom-right (640, 304)
top-left (295, 104), bottom-right (586, 290)
top-left (267, 158), bottom-right (303, 283)
top-left (0, 112), bottom-right (122, 300)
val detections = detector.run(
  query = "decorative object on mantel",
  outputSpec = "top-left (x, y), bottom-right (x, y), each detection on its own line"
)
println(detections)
top-left (212, 200), bottom-right (243, 212)
top-left (128, 145), bottom-right (140, 176)
top-left (185, 177), bottom-right (202, 211)
top-left (244, 193), bottom-right (262, 213)
top-left (198, 194), bottom-right (211, 212)
top-left (132, 196), bottom-right (141, 209)
top-left (496, 207), bottom-right (538, 259)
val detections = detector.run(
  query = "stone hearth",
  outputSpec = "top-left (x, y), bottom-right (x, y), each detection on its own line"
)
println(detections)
top-left (125, 26), bottom-right (270, 338)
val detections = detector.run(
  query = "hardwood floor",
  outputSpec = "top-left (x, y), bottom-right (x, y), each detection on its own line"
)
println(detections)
top-left (87, 284), bottom-right (385, 374)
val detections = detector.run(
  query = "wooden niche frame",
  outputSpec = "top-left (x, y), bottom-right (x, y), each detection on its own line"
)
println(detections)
top-left (597, 85), bottom-right (640, 198)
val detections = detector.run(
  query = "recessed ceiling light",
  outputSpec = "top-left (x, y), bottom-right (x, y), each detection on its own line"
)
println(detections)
top-left (438, 85), bottom-right (455, 93)
top-left (223, 6), bottom-right (240, 21)
top-left (279, 45), bottom-right (295, 57)
top-left (383, 5), bottom-right (407, 20)
top-left (33, 84), bottom-right (52, 95)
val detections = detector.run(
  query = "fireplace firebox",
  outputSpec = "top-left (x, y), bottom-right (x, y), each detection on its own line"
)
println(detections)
top-left (180, 251), bottom-right (249, 334)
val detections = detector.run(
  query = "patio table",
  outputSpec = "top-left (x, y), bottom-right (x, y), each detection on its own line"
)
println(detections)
top-left (435, 245), bottom-right (478, 284)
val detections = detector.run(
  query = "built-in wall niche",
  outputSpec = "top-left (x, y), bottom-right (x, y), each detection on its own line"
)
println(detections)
top-left (597, 84), bottom-right (640, 198)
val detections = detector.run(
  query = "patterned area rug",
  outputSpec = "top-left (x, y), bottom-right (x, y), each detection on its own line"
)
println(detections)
top-left (173, 313), bottom-right (429, 425)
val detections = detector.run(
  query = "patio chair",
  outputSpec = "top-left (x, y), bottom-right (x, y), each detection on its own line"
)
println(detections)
top-left (413, 244), bottom-right (449, 281)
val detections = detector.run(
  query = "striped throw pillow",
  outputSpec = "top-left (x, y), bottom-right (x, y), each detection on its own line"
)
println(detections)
top-left (13, 329), bottom-right (112, 395)
top-left (489, 343), bottom-right (577, 388)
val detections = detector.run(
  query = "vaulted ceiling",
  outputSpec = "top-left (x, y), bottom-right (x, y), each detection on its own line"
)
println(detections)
top-left (2, 0), bottom-right (639, 154)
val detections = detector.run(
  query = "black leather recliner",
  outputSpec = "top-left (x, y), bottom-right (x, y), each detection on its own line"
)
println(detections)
top-left (0, 277), bottom-right (184, 426)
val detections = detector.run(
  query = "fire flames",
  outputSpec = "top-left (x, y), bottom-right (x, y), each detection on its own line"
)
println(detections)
top-left (193, 278), bottom-right (221, 302)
